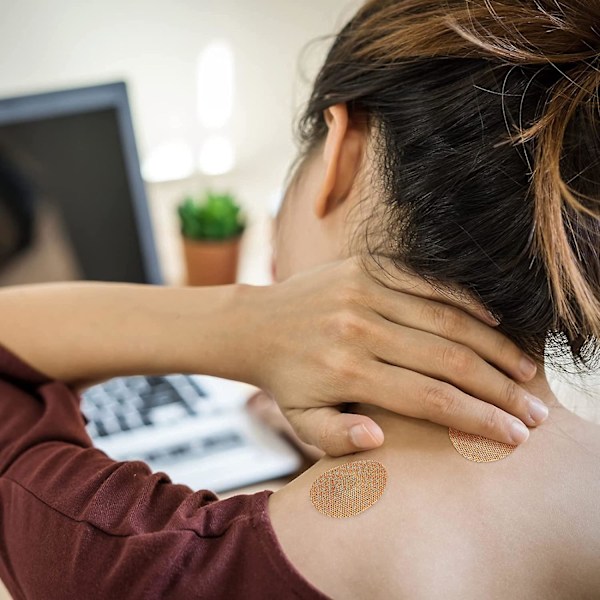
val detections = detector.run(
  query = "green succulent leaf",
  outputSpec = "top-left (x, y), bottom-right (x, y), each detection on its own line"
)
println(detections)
top-left (177, 191), bottom-right (246, 241)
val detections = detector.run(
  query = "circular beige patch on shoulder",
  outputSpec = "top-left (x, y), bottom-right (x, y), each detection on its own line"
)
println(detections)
top-left (309, 459), bottom-right (387, 518)
top-left (448, 427), bottom-right (516, 462)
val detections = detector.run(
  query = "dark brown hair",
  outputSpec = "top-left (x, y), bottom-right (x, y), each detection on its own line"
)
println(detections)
top-left (298, 0), bottom-right (600, 370)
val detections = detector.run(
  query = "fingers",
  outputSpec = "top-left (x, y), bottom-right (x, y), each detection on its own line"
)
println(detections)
top-left (365, 285), bottom-right (537, 383)
top-left (359, 256), bottom-right (499, 326)
top-left (285, 406), bottom-right (384, 457)
top-left (357, 362), bottom-right (531, 445)
top-left (366, 319), bottom-right (548, 427)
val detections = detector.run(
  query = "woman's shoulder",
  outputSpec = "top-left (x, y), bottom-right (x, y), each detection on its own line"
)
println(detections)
top-left (268, 407), bottom-right (600, 599)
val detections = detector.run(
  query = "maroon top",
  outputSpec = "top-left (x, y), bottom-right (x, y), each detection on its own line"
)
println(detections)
top-left (0, 345), bottom-right (330, 600)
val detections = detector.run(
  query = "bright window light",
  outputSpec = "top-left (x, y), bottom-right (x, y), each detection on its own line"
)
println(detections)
top-left (197, 135), bottom-right (235, 176)
top-left (197, 40), bottom-right (234, 130)
top-left (142, 140), bottom-right (195, 183)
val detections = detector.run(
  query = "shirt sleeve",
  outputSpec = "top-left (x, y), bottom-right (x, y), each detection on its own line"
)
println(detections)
top-left (0, 344), bottom-right (267, 600)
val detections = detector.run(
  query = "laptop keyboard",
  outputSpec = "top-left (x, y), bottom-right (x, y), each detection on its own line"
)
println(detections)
top-left (82, 374), bottom-right (221, 439)
top-left (80, 374), bottom-right (302, 493)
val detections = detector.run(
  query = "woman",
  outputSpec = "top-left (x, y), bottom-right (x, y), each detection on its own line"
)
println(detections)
top-left (268, 0), bottom-right (600, 598)
top-left (0, 0), bottom-right (597, 599)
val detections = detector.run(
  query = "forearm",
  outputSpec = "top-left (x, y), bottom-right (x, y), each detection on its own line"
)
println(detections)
top-left (0, 282), bottom-right (259, 387)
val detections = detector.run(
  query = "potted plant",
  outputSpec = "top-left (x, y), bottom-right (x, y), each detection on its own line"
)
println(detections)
top-left (177, 191), bottom-right (245, 286)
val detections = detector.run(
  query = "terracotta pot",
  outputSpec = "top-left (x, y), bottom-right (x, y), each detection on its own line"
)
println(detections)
top-left (182, 235), bottom-right (242, 286)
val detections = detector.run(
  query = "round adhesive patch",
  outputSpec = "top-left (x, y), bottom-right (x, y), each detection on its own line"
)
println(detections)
top-left (309, 459), bottom-right (387, 518)
top-left (448, 427), bottom-right (517, 462)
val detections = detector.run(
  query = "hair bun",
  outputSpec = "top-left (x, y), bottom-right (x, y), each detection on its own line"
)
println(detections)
top-left (447, 0), bottom-right (600, 344)
top-left (447, 0), bottom-right (600, 63)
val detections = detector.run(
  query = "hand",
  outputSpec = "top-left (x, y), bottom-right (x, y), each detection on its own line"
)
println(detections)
top-left (245, 257), bottom-right (545, 457)
top-left (247, 391), bottom-right (326, 463)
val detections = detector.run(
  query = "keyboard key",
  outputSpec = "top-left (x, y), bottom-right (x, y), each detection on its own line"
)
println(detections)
top-left (147, 391), bottom-right (180, 407)
top-left (101, 416), bottom-right (121, 435)
top-left (103, 380), bottom-right (121, 393)
top-left (124, 377), bottom-right (148, 392)
top-left (123, 410), bottom-right (144, 430)
top-left (140, 410), bottom-right (153, 427)
top-left (116, 415), bottom-right (130, 432)
top-left (176, 384), bottom-right (203, 404)
top-left (149, 403), bottom-right (189, 425)
top-left (168, 375), bottom-right (206, 397)
top-left (93, 421), bottom-right (108, 437)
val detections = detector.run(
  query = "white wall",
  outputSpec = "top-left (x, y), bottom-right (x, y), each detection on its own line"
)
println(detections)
top-left (0, 0), bottom-right (362, 287)
top-left (0, 0), bottom-right (359, 196)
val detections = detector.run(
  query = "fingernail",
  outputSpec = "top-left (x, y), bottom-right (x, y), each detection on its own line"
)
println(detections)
top-left (510, 420), bottom-right (529, 444)
top-left (349, 423), bottom-right (382, 449)
top-left (520, 356), bottom-right (537, 379)
top-left (485, 311), bottom-right (500, 325)
top-left (527, 396), bottom-right (549, 424)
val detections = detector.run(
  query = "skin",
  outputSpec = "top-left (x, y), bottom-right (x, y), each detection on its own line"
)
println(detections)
top-left (267, 104), bottom-right (600, 598)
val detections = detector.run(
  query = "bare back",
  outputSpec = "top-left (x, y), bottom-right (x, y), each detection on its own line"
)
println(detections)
top-left (269, 389), bottom-right (600, 599)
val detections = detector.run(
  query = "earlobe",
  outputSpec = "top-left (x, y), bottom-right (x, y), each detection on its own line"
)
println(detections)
top-left (314, 104), bottom-right (363, 219)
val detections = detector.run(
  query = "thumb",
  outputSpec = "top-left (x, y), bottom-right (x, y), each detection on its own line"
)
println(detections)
top-left (288, 407), bottom-right (385, 457)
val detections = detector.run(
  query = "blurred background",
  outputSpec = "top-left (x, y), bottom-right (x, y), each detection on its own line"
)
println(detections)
top-left (0, 0), bottom-right (360, 286)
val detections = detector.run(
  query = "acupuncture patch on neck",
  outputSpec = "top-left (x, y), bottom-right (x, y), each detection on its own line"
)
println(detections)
top-left (309, 459), bottom-right (387, 518)
top-left (448, 427), bottom-right (516, 462)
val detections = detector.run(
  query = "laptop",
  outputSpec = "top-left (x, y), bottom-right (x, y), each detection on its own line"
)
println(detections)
top-left (0, 82), bottom-right (302, 492)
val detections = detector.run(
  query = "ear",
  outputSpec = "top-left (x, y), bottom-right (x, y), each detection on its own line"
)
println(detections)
top-left (314, 103), bottom-right (364, 219)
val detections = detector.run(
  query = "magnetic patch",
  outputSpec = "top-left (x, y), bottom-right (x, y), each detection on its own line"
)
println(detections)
top-left (448, 427), bottom-right (516, 462)
top-left (309, 459), bottom-right (387, 518)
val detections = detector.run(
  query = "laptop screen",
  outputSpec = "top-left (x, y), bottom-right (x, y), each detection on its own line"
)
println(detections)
top-left (0, 83), bottom-right (161, 286)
